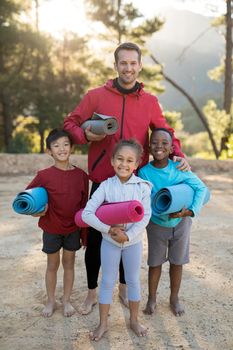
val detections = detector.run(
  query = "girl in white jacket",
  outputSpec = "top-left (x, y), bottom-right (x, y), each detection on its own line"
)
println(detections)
top-left (82, 139), bottom-right (152, 341)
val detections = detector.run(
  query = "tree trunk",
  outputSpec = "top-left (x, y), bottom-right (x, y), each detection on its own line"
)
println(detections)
top-left (223, 0), bottom-right (232, 114)
top-left (1, 92), bottom-right (13, 152)
top-left (220, 0), bottom-right (232, 152)
top-left (117, 0), bottom-right (122, 44)
top-left (39, 127), bottom-right (44, 153)
top-left (150, 54), bottom-right (220, 159)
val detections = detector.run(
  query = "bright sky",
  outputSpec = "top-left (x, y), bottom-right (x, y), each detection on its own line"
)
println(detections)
top-left (37, 0), bottom-right (226, 37)
top-left (37, 0), bottom-right (89, 37)
top-left (135, 0), bottom-right (226, 17)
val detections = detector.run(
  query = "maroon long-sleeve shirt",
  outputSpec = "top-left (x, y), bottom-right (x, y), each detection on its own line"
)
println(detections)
top-left (26, 166), bottom-right (89, 238)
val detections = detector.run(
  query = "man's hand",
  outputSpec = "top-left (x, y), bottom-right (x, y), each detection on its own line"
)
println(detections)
top-left (173, 156), bottom-right (191, 172)
top-left (109, 226), bottom-right (128, 244)
top-left (32, 203), bottom-right (48, 217)
top-left (84, 125), bottom-right (106, 142)
top-left (169, 207), bottom-right (193, 218)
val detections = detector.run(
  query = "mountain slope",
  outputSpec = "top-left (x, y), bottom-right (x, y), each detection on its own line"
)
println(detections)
top-left (147, 8), bottom-right (224, 112)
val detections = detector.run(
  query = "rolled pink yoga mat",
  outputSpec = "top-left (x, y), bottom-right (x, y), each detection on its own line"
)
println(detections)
top-left (75, 200), bottom-right (144, 228)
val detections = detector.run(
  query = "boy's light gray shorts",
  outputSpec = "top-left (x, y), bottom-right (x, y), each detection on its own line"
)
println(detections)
top-left (146, 217), bottom-right (192, 266)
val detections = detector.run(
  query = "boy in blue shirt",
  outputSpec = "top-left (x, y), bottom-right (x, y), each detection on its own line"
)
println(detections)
top-left (138, 128), bottom-right (208, 317)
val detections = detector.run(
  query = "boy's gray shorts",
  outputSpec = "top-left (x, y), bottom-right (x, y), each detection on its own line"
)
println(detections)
top-left (146, 217), bottom-right (192, 266)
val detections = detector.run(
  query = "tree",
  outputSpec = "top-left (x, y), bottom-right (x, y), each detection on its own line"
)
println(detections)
top-left (149, 55), bottom-right (220, 158)
top-left (26, 0), bottom-right (116, 153)
top-left (85, 0), bottom-right (165, 94)
top-left (84, 0), bottom-right (209, 145)
top-left (0, 0), bottom-right (31, 150)
top-left (171, 0), bottom-right (232, 158)
top-left (208, 0), bottom-right (232, 154)
top-left (0, 0), bottom-right (51, 151)
top-left (85, 0), bottom-right (233, 159)
top-left (0, 0), bottom-right (104, 153)
top-left (223, 0), bottom-right (232, 117)
top-left (85, 0), bottom-right (144, 44)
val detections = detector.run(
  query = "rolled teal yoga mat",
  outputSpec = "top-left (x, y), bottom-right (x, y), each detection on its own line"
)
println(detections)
top-left (152, 184), bottom-right (210, 215)
top-left (12, 187), bottom-right (48, 215)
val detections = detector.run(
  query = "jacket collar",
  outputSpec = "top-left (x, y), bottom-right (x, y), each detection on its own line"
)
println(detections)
top-left (105, 79), bottom-right (145, 96)
top-left (113, 173), bottom-right (152, 187)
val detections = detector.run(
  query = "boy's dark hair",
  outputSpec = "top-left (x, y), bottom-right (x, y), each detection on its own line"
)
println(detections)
top-left (114, 42), bottom-right (142, 63)
top-left (151, 128), bottom-right (173, 140)
top-left (112, 138), bottom-right (143, 162)
top-left (46, 129), bottom-right (73, 149)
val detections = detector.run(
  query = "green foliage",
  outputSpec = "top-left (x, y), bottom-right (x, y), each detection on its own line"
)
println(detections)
top-left (130, 17), bottom-right (164, 46)
top-left (0, 0), bottom-right (52, 151)
top-left (203, 99), bottom-right (231, 150)
top-left (85, 0), bottom-right (143, 41)
top-left (1, 0), bottom-right (231, 159)
top-left (208, 58), bottom-right (225, 82)
top-left (0, 2), bottom-right (99, 152)
top-left (164, 110), bottom-right (183, 131)
top-left (221, 134), bottom-right (233, 159)
top-left (85, 0), bottom-right (165, 95)
top-left (27, 33), bottom-right (91, 136)
top-left (209, 10), bottom-right (232, 85)
top-left (8, 115), bottom-right (40, 153)
top-left (180, 131), bottom-right (214, 158)
top-left (141, 65), bottom-right (165, 95)
top-left (211, 15), bottom-right (225, 27)
top-left (226, 134), bottom-right (233, 158)
top-left (8, 132), bottom-right (33, 153)
top-left (180, 95), bottom-right (224, 134)
top-left (7, 114), bottom-right (38, 153)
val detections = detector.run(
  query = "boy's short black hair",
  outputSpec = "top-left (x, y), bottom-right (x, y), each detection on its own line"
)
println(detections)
top-left (46, 129), bottom-right (73, 149)
top-left (151, 128), bottom-right (173, 140)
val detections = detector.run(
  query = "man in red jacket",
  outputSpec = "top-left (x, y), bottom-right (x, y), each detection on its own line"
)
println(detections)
top-left (64, 42), bottom-right (189, 315)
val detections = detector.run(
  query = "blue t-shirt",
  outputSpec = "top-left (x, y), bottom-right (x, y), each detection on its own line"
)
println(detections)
top-left (138, 160), bottom-right (208, 227)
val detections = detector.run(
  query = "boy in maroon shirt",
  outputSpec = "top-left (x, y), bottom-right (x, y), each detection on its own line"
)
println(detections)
top-left (26, 129), bottom-right (89, 317)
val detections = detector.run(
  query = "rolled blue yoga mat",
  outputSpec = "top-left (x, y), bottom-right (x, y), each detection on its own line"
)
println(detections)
top-left (152, 184), bottom-right (210, 215)
top-left (12, 187), bottom-right (48, 215)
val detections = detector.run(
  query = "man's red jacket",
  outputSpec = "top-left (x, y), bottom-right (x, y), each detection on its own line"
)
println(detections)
top-left (64, 79), bottom-right (184, 183)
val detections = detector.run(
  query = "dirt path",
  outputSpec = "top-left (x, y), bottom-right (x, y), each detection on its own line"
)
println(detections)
top-left (0, 169), bottom-right (233, 350)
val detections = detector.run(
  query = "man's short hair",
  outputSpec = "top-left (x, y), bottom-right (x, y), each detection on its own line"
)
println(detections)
top-left (114, 42), bottom-right (142, 63)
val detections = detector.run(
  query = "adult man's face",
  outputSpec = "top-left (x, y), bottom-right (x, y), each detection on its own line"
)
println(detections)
top-left (114, 49), bottom-right (142, 89)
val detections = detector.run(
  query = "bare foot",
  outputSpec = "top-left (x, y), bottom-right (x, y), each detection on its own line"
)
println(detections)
top-left (170, 298), bottom-right (185, 317)
top-left (78, 289), bottom-right (97, 315)
top-left (42, 301), bottom-right (56, 317)
top-left (63, 301), bottom-right (76, 317)
top-left (143, 298), bottom-right (156, 315)
top-left (90, 323), bottom-right (108, 341)
top-left (130, 320), bottom-right (148, 337)
top-left (118, 283), bottom-right (128, 308)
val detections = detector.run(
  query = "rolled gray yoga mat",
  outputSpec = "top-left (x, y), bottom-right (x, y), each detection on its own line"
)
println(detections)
top-left (81, 112), bottom-right (118, 135)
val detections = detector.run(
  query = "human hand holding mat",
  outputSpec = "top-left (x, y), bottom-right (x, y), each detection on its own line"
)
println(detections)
top-left (152, 184), bottom-right (210, 216)
top-left (81, 112), bottom-right (118, 135)
top-left (12, 187), bottom-right (48, 215)
top-left (75, 200), bottom-right (144, 228)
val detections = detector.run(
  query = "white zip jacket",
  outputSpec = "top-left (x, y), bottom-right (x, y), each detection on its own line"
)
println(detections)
top-left (82, 174), bottom-right (152, 247)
